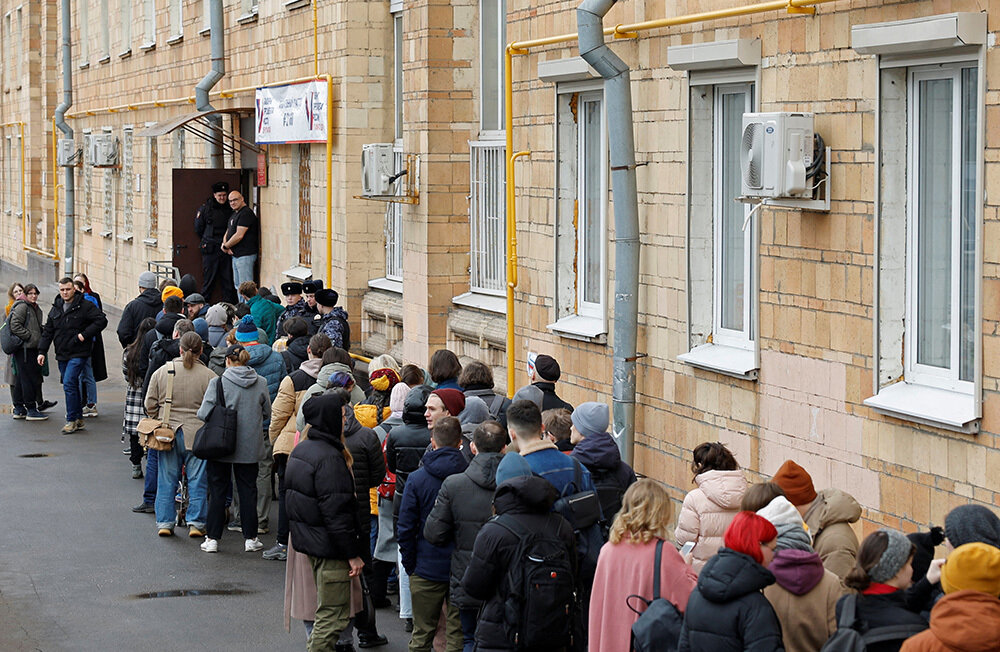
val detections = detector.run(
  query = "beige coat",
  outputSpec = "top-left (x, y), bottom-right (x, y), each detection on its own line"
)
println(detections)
top-left (145, 358), bottom-right (217, 442)
top-left (764, 563), bottom-right (843, 652)
top-left (268, 358), bottom-right (323, 458)
top-left (675, 469), bottom-right (748, 572)
top-left (803, 488), bottom-right (861, 580)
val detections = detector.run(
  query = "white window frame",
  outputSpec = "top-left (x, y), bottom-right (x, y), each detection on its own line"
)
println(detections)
top-left (711, 84), bottom-right (754, 351)
top-left (99, 0), bottom-right (110, 60)
top-left (168, 0), bottom-right (183, 41)
top-left (394, 12), bottom-right (403, 140)
top-left (15, 6), bottom-right (22, 86)
top-left (142, 0), bottom-right (155, 49)
top-left (120, 0), bottom-right (132, 55)
top-left (904, 63), bottom-right (977, 394)
top-left (575, 91), bottom-right (608, 321)
top-left (468, 140), bottom-right (506, 296)
top-left (78, 2), bottom-right (89, 66)
top-left (479, 0), bottom-right (505, 137)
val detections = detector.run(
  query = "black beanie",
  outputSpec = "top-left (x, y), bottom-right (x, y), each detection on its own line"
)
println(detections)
top-left (907, 526), bottom-right (945, 581)
top-left (301, 393), bottom-right (345, 435)
top-left (945, 505), bottom-right (1000, 548)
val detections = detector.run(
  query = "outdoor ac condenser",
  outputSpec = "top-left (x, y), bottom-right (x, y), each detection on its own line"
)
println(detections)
top-left (57, 139), bottom-right (78, 167)
top-left (361, 143), bottom-right (395, 197)
top-left (740, 112), bottom-right (813, 199)
top-left (91, 133), bottom-right (118, 167)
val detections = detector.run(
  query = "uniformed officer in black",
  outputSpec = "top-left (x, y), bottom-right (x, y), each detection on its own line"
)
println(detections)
top-left (195, 181), bottom-right (237, 304)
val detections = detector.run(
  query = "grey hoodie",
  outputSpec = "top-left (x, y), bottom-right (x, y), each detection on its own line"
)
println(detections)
top-left (197, 365), bottom-right (270, 464)
top-left (294, 362), bottom-right (366, 432)
top-left (459, 396), bottom-right (492, 436)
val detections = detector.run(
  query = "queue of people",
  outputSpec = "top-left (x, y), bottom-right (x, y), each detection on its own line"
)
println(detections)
top-left (8, 261), bottom-right (1000, 652)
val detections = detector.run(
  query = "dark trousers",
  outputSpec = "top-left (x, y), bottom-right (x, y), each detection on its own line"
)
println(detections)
top-left (370, 559), bottom-right (395, 605)
top-left (459, 608), bottom-right (477, 652)
top-left (10, 348), bottom-right (41, 411)
top-left (355, 509), bottom-right (381, 639)
top-left (274, 454), bottom-right (288, 546)
top-left (129, 432), bottom-right (144, 465)
top-left (206, 460), bottom-right (258, 540)
top-left (142, 449), bottom-right (158, 505)
top-left (201, 247), bottom-right (237, 304)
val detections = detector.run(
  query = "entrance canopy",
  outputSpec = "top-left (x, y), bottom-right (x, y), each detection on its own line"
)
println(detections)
top-left (136, 108), bottom-right (261, 157)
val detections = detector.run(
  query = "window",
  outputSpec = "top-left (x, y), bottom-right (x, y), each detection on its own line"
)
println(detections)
top-left (14, 132), bottom-right (21, 215)
top-left (122, 127), bottom-right (134, 235)
top-left (169, 0), bottom-right (182, 41)
top-left (5, 13), bottom-right (12, 86)
top-left (394, 12), bottom-right (403, 140)
top-left (15, 7), bottom-right (22, 86)
top-left (384, 148), bottom-right (404, 281)
top-left (297, 144), bottom-right (312, 266)
top-left (99, 0), bottom-right (110, 60)
top-left (202, 0), bottom-right (210, 32)
top-left (550, 86), bottom-right (608, 338)
top-left (147, 135), bottom-right (158, 239)
top-left (480, 0), bottom-right (505, 134)
top-left (142, 0), bottom-right (155, 48)
top-left (120, 0), bottom-right (132, 55)
top-left (242, 0), bottom-right (259, 18)
top-left (81, 131), bottom-right (92, 230)
top-left (79, 1), bottom-right (89, 65)
top-left (469, 141), bottom-right (505, 294)
top-left (906, 64), bottom-right (977, 392)
top-left (4, 136), bottom-right (11, 213)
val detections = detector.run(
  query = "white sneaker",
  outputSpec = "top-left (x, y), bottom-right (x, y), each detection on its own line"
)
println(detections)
top-left (244, 537), bottom-right (264, 552)
top-left (200, 537), bottom-right (218, 553)
top-left (83, 405), bottom-right (98, 417)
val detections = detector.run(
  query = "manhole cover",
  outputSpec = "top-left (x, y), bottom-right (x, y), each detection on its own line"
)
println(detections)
top-left (129, 588), bottom-right (255, 599)
top-left (18, 453), bottom-right (51, 458)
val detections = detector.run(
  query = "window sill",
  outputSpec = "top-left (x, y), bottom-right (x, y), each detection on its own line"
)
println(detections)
top-left (452, 291), bottom-right (505, 315)
top-left (78, 62), bottom-right (90, 70)
top-left (368, 277), bottom-right (402, 294)
top-left (547, 314), bottom-right (607, 343)
top-left (80, 226), bottom-right (92, 233)
top-left (166, 35), bottom-right (183, 46)
top-left (199, 27), bottom-right (211, 37)
top-left (98, 230), bottom-right (113, 239)
top-left (285, 0), bottom-right (310, 10)
top-left (237, 12), bottom-right (259, 25)
top-left (678, 343), bottom-right (758, 381)
top-left (117, 232), bottom-right (134, 242)
top-left (98, 55), bottom-right (111, 65)
top-left (282, 265), bottom-right (312, 281)
top-left (143, 237), bottom-right (158, 247)
top-left (140, 42), bottom-right (156, 52)
top-left (119, 49), bottom-right (132, 60)
top-left (863, 382), bottom-right (979, 434)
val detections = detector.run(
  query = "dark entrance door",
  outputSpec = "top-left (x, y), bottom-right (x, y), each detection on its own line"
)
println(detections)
top-left (172, 168), bottom-right (243, 303)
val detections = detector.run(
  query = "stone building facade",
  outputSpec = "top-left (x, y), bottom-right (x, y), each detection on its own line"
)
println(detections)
top-left (0, 0), bottom-right (997, 533)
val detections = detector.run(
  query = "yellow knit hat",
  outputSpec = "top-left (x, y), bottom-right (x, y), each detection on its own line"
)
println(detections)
top-left (941, 542), bottom-right (1000, 596)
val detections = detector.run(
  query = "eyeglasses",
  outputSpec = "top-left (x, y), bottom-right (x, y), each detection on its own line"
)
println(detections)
top-left (25, 291), bottom-right (38, 296)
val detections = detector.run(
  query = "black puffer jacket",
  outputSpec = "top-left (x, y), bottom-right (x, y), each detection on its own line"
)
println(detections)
top-left (424, 451), bottom-right (503, 608)
top-left (385, 385), bottom-right (432, 514)
top-left (38, 293), bottom-right (108, 361)
top-left (678, 548), bottom-right (785, 652)
top-left (285, 424), bottom-right (364, 560)
top-left (8, 298), bottom-right (44, 349)
top-left (343, 407), bottom-right (386, 535)
top-left (462, 475), bottom-right (577, 652)
top-left (137, 313), bottom-right (183, 381)
top-left (281, 335), bottom-right (309, 374)
top-left (116, 288), bottom-right (162, 348)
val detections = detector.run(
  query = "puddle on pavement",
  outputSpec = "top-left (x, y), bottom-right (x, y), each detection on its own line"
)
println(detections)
top-left (18, 453), bottom-right (53, 458)
top-left (129, 588), bottom-right (255, 599)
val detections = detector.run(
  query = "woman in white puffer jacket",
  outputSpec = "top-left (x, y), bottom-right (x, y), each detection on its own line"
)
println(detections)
top-left (675, 442), bottom-right (748, 573)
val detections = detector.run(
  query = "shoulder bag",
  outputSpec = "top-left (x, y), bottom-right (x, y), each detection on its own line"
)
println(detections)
top-left (136, 362), bottom-right (177, 451)
top-left (191, 376), bottom-right (239, 460)
top-left (0, 310), bottom-right (23, 355)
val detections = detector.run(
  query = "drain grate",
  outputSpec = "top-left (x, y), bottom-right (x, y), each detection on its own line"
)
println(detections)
top-left (130, 588), bottom-right (254, 599)
top-left (18, 453), bottom-right (51, 458)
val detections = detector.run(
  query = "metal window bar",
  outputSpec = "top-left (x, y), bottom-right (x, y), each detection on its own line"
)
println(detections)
top-left (83, 138), bottom-right (92, 229)
top-left (384, 149), bottom-right (404, 280)
top-left (123, 129), bottom-right (134, 233)
top-left (148, 136), bottom-right (158, 237)
top-left (298, 143), bottom-right (312, 266)
top-left (469, 141), bottom-right (506, 295)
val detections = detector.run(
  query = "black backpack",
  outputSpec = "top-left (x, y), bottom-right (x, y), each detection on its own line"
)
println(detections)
top-left (820, 594), bottom-right (927, 652)
top-left (627, 540), bottom-right (684, 652)
top-left (551, 457), bottom-right (607, 588)
top-left (590, 465), bottom-right (628, 523)
top-left (495, 513), bottom-right (577, 650)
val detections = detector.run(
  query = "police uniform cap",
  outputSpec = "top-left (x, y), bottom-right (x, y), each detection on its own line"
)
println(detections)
top-left (302, 280), bottom-right (324, 294)
top-left (211, 181), bottom-right (229, 193)
top-left (314, 288), bottom-right (339, 307)
top-left (281, 282), bottom-right (303, 296)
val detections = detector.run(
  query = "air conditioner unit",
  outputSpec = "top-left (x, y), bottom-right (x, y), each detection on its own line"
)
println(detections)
top-left (57, 138), bottom-right (78, 167)
top-left (361, 143), bottom-right (396, 197)
top-left (740, 112), bottom-right (814, 199)
top-left (91, 133), bottom-right (118, 167)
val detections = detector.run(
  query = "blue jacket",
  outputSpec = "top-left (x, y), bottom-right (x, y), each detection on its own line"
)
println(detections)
top-left (246, 342), bottom-right (286, 403)
top-left (397, 446), bottom-right (469, 582)
top-left (247, 294), bottom-right (285, 344)
top-left (521, 439), bottom-right (595, 497)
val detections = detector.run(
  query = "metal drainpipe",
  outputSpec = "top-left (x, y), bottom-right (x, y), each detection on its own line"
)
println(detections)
top-left (577, 0), bottom-right (640, 465)
top-left (54, 0), bottom-right (74, 275)
top-left (196, 0), bottom-right (225, 168)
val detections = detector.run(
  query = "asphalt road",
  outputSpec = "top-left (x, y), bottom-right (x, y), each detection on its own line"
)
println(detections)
top-left (0, 307), bottom-right (411, 651)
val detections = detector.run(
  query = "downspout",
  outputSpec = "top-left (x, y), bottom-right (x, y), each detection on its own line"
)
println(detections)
top-left (196, 0), bottom-right (225, 168)
top-left (577, 0), bottom-right (639, 465)
top-left (54, 0), bottom-right (74, 275)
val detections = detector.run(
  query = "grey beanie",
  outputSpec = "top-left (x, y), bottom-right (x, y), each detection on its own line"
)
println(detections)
top-left (868, 529), bottom-right (914, 583)
top-left (571, 402), bottom-right (610, 438)
top-left (138, 271), bottom-right (157, 289)
top-left (511, 384), bottom-right (544, 411)
top-left (945, 505), bottom-right (1000, 549)
top-left (495, 452), bottom-right (533, 486)
top-left (459, 396), bottom-right (491, 427)
top-left (775, 523), bottom-right (813, 552)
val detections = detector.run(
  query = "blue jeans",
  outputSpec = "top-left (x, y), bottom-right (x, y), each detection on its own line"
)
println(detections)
top-left (155, 428), bottom-right (208, 530)
top-left (459, 608), bottom-right (477, 652)
top-left (78, 358), bottom-right (96, 406)
top-left (57, 357), bottom-right (87, 421)
top-left (232, 254), bottom-right (257, 301)
top-left (143, 449), bottom-right (159, 505)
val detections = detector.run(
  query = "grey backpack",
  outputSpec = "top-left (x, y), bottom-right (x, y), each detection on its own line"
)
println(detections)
top-left (820, 594), bottom-right (926, 652)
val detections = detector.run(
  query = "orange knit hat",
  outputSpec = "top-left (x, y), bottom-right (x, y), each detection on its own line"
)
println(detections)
top-left (161, 285), bottom-right (183, 303)
top-left (772, 460), bottom-right (817, 506)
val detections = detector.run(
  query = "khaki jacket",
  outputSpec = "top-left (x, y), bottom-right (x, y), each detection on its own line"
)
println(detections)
top-left (803, 488), bottom-right (862, 580)
top-left (764, 566), bottom-right (843, 652)
top-left (145, 358), bottom-right (217, 443)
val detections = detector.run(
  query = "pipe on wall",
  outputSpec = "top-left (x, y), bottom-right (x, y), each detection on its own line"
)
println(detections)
top-left (54, 0), bottom-right (74, 275)
top-left (196, 0), bottom-right (225, 168)
top-left (577, 0), bottom-right (640, 465)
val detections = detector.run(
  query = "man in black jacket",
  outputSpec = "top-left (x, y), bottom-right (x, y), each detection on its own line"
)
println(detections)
top-left (37, 278), bottom-right (108, 434)
top-left (385, 384), bottom-right (433, 519)
top-left (195, 181), bottom-right (236, 303)
top-left (286, 393), bottom-right (365, 652)
top-left (530, 354), bottom-right (573, 412)
top-left (462, 454), bottom-right (577, 652)
top-left (136, 295), bottom-right (185, 384)
top-left (116, 271), bottom-right (162, 348)
top-left (424, 421), bottom-right (507, 651)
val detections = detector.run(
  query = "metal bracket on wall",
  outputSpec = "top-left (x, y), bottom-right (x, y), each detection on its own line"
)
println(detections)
top-left (354, 154), bottom-right (421, 205)
top-left (761, 146), bottom-right (832, 212)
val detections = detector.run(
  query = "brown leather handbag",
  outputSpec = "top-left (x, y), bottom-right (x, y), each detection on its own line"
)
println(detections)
top-left (137, 362), bottom-right (177, 451)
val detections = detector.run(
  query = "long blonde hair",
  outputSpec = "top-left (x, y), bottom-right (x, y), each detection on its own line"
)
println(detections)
top-left (609, 479), bottom-right (674, 545)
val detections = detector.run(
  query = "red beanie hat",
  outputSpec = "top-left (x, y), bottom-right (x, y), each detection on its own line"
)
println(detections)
top-left (724, 512), bottom-right (778, 564)
top-left (432, 388), bottom-right (466, 417)
top-left (771, 460), bottom-right (817, 506)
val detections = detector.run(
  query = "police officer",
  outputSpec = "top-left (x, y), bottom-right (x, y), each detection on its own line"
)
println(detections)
top-left (195, 181), bottom-right (236, 304)
top-left (275, 282), bottom-right (311, 338)
top-left (301, 279), bottom-right (322, 318)
top-left (310, 288), bottom-right (351, 351)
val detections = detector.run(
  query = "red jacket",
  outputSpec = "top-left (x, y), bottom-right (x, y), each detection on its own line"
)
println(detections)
top-left (901, 590), bottom-right (1000, 652)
